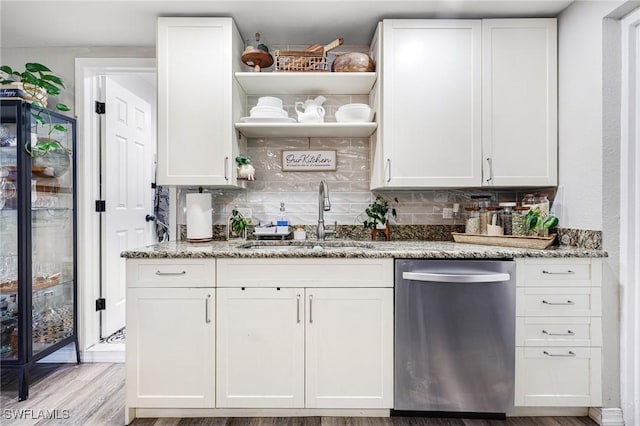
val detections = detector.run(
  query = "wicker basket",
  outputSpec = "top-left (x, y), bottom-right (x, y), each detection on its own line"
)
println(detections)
top-left (274, 50), bottom-right (328, 72)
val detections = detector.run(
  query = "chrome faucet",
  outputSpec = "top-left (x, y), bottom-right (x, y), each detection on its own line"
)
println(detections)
top-left (317, 180), bottom-right (336, 240)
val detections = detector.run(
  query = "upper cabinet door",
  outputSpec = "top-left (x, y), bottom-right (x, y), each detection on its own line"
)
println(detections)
top-left (482, 19), bottom-right (558, 187)
top-left (378, 20), bottom-right (482, 188)
top-left (157, 17), bottom-right (242, 186)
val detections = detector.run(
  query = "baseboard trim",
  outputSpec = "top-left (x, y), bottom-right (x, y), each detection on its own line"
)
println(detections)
top-left (38, 345), bottom-right (79, 363)
top-left (589, 407), bottom-right (625, 426)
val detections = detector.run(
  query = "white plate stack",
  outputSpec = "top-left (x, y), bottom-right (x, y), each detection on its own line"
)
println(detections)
top-left (240, 96), bottom-right (295, 123)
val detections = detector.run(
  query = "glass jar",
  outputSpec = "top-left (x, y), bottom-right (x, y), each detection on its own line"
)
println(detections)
top-left (534, 193), bottom-right (550, 217)
top-left (464, 207), bottom-right (480, 234)
top-left (487, 207), bottom-right (504, 235)
top-left (499, 202), bottom-right (516, 235)
top-left (521, 193), bottom-right (536, 209)
top-left (470, 195), bottom-right (492, 235)
top-left (512, 206), bottom-right (530, 236)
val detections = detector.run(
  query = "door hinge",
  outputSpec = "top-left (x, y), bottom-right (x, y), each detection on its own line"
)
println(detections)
top-left (95, 101), bottom-right (106, 114)
top-left (96, 298), bottom-right (106, 311)
top-left (95, 200), bottom-right (106, 212)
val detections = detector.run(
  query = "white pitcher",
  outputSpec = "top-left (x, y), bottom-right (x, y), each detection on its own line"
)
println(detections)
top-left (295, 96), bottom-right (326, 123)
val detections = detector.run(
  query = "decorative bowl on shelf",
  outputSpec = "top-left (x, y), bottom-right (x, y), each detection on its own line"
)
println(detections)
top-left (335, 103), bottom-right (374, 122)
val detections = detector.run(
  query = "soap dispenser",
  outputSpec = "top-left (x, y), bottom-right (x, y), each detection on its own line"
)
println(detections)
top-left (277, 202), bottom-right (289, 234)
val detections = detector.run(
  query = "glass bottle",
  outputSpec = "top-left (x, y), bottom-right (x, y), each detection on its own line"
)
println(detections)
top-left (499, 202), bottom-right (516, 235)
top-left (470, 195), bottom-right (492, 235)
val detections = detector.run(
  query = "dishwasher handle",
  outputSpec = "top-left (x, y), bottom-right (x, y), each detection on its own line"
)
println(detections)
top-left (402, 271), bottom-right (511, 283)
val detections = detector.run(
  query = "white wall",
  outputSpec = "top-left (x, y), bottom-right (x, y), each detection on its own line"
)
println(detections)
top-left (0, 47), bottom-right (155, 116)
top-left (558, 1), bottom-right (623, 231)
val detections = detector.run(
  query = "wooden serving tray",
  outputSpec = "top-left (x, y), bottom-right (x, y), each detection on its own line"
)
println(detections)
top-left (452, 232), bottom-right (556, 249)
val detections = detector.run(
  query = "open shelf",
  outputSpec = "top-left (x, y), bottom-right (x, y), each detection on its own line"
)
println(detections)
top-left (235, 122), bottom-right (377, 138)
top-left (235, 72), bottom-right (376, 95)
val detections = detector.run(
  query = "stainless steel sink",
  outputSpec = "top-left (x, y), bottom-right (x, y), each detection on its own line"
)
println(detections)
top-left (238, 241), bottom-right (375, 250)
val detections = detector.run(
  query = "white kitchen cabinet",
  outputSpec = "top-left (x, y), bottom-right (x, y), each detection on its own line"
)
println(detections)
top-left (216, 287), bottom-right (305, 408)
top-left (482, 19), bottom-right (557, 186)
top-left (374, 19), bottom-right (483, 188)
top-left (215, 259), bottom-right (394, 409)
top-left (514, 258), bottom-right (602, 407)
top-left (126, 287), bottom-right (215, 408)
top-left (157, 17), bottom-right (245, 186)
top-left (371, 18), bottom-right (557, 189)
top-left (305, 287), bottom-right (393, 408)
top-left (126, 258), bottom-right (216, 410)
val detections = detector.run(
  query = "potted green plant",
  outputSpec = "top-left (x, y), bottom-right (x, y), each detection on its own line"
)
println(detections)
top-left (0, 62), bottom-right (71, 157)
top-left (362, 195), bottom-right (398, 230)
top-left (525, 208), bottom-right (559, 237)
top-left (228, 207), bottom-right (250, 239)
top-left (235, 155), bottom-right (255, 180)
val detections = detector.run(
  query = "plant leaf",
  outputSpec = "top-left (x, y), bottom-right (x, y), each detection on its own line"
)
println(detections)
top-left (0, 65), bottom-right (13, 74)
top-left (31, 113), bottom-right (46, 126)
top-left (25, 63), bottom-right (51, 73)
top-left (41, 74), bottom-right (64, 87)
top-left (22, 72), bottom-right (38, 85)
top-left (55, 103), bottom-right (71, 112)
top-left (53, 124), bottom-right (67, 132)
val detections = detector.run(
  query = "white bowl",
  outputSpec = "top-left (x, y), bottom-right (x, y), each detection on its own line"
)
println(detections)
top-left (257, 96), bottom-right (283, 108)
top-left (335, 104), bottom-right (374, 122)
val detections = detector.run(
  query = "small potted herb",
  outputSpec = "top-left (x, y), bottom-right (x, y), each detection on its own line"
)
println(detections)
top-left (361, 195), bottom-right (398, 240)
top-left (228, 207), bottom-right (250, 239)
top-left (235, 155), bottom-right (255, 180)
top-left (525, 208), bottom-right (559, 237)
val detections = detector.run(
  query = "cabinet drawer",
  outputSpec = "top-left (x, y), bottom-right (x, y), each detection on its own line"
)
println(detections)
top-left (127, 259), bottom-right (215, 287)
top-left (514, 346), bottom-right (601, 407)
top-left (216, 258), bottom-right (393, 288)
top-left (516, 258), bottom-right (601, 288)
top-left (516, 316), bottom-right (602, 347)
top-left (516, 287), bottom-right (601, 317)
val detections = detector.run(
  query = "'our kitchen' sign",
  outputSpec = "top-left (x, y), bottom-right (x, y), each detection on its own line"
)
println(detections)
top-left (282, 150), bottom-right (336, 172)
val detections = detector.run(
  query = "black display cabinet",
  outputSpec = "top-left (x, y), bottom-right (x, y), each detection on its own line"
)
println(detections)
top-left (0, 99), bottom-right (79, 401)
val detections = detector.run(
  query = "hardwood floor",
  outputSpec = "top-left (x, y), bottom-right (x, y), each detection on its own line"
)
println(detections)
top-left (1, 363), bottom-right (598, 426)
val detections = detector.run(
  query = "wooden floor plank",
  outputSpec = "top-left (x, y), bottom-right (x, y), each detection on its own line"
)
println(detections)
top-left (1, 363), bottom-right (598, 426)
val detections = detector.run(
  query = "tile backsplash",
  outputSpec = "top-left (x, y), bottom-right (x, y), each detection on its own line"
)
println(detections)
top-left (175, 94), bottom-right (556, 232)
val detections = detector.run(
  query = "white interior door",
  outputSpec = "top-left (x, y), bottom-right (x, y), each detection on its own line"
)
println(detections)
top-left (101, 76), bottom-right (154, 338)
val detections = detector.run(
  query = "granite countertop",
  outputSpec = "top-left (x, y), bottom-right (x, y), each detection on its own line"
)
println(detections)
top-left (121, 239), bottom-right (607, 259)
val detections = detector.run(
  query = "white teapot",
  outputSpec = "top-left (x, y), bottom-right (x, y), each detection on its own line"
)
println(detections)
top-left (295, 96), bottom-right (326, 123)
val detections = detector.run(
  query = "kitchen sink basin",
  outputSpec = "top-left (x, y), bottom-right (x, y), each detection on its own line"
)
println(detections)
top-left (238, 240), bottom-right (376, 250)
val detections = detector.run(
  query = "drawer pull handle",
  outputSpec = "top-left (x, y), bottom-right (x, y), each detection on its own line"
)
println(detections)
top-left (155, 270), bottom-right (186, 276)
top-left (296, 294), bottom-right (301, 324)
top-left (309, 295), bottom-right (313, 324)
top-left (542, 300), bottom-right (575, 305)
top-left (542, 330), bottom-right (575, 336)
top-left (542, 270), bottom-right (575, 275)
top-left (544, 350), bottom-right (576, 357)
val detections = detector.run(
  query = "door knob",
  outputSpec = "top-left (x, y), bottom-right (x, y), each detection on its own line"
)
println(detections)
top-left (145, 214), bottom-right (155, 222)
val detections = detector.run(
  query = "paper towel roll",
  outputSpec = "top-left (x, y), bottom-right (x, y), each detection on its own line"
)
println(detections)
top-left (186, 193), bottom-right (212, 241)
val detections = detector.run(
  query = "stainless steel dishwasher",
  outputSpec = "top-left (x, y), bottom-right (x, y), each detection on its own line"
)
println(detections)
top-left (394, 259), bottom-right (515, 418)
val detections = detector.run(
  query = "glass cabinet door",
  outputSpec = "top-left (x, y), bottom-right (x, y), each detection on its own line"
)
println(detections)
top-left (0, 104), bottom-right (19, 360)
top-left (29, 108), bottom-right (75, 355)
